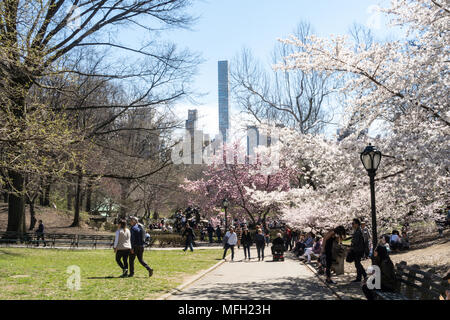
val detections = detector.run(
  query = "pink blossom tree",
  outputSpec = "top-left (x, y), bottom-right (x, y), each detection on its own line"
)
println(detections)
top-left (180, 142), bottom-right (298, 227)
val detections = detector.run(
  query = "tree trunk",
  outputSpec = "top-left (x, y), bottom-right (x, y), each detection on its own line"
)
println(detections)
top-left (119, 180), bottom-right (131, 218)
top-left (43, 180), bottom-right (51, 206)
top-left (71, 167), bottom-right (83, 227)
top-left (67, 183), bottom-right (73, 211)
top-left (29, 201), bottom-right (37, 231)
top-left (85, 179), bottom-right (92, 213)
top-left (39, 176), bottom-right (45, 206)
top-left (6, 170), bottom-right (26, 236)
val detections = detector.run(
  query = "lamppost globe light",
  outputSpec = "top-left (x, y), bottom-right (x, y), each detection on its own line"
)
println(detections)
top-left (222, 199), bottom-right (229, 208)
top-left (360, 143), bottom-right (382, 172)
top-left (360, 143), bottom-right (382, 260)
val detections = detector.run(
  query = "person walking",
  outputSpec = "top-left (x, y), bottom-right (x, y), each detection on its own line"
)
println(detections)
top-left (182, 224), bottom-right (195, 252)
top-left (264, 227), bottom-right (270, 247)
top-left (255, 229), bottom-right (266, 261)
top-left (129, 216), bottom-right (153, 278)
top-left (362, 245), bottom-right (399, 300)
top-left (285, 227), bottom-right (293, 251)
top-left (215, 225), bottom-right (222, 243)
top-left (113, 219), bottom-right (132, 278)
top-left (207, 223), bottom-right (215, 243)
top-left (241, 227), bottom-right (253, 260)
top-left (350, 218), bottom-right (367, 283)
top-left (35, 220), bottom-right (46, 247)
top-left (222, 227), bottom-right (238, 261)
top-left (236, 225), bottom-right (242, 249)
top-left (321, 225), bottom-right (346, 284)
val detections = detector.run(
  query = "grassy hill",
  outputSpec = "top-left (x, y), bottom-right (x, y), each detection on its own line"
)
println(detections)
top-left (0, 202), bottom-right (113, 235)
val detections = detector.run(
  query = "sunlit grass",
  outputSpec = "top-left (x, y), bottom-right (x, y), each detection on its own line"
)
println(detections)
top-left (0, 248), bottom-right (222, 300)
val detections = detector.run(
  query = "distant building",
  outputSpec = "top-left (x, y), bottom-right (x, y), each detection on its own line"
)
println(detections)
top-left (337, 128), bottom-right (368, 142)
top-left (247, 126), bottom-right (260, 160)
top-left (218, 60), bottom-right (230, 143)
top-left (185, 109), bottom-right (198, 134)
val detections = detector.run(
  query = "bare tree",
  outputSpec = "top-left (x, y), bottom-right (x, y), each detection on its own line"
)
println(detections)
top-left (230, 22), bottom-right (336, 134)
top-left (0, 0), bottom-right (198, 233)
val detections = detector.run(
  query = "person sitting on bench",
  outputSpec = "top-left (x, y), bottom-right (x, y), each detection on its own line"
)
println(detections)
top-left (389, 230), bottom-right (401, 251)
top-left (362, 245), bottom-right (398, 300)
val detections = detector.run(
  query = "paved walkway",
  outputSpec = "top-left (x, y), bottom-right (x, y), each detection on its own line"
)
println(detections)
top-left (167, 245), bottom-right (338, 300)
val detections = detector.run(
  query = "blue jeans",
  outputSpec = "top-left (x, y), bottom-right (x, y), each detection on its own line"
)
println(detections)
top-left (257, 244), bottom-right (265, 260)
top-left (223, 244), bottom-right (235, 260)
top-left (243, 244), bottom-right (251, 259)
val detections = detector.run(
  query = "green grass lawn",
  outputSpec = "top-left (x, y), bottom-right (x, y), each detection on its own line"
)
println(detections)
top-left (0, 248), bottom-right (222, 300)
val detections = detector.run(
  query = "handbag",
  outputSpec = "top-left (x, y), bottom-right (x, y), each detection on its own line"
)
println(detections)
top-left (222, 235), bottom-right (229, 248)
top-left (346, 249), bottom-right (355, 263)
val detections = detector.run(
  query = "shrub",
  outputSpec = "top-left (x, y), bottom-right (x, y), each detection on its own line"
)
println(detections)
top-left (152, 233), bottom-right (185, 247)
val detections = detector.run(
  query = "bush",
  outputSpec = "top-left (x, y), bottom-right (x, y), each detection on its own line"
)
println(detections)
top-left (103, 222), bottom-right (117, 232)
top-left (152, 233), bottom-right (185, 247)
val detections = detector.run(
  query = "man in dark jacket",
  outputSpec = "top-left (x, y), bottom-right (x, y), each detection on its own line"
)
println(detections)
top-left (129, 217), bottom-right (153, 277)
top-left (215, 226), bottom-right (222, 243)
top-left (35, 220), bottom-right (46, 247)
top-left (207, 224), bottom-right (215, 243)
top-left (183, 224), bottom-right (195, 252)
top-left (351, 218), bottom-right (367, 283)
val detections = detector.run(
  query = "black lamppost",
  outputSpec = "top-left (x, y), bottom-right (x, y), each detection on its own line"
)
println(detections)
top-left (222, 199), bottom-right (229, 231)
top-left (360, 143), bottom-right (382, 254)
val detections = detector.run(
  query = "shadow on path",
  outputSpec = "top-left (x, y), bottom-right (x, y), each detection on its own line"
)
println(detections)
top-left (171, 276), bottom-right (335, 300)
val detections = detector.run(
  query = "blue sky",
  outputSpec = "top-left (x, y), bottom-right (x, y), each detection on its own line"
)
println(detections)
top-left (127, 0), bottom-right (394, 137)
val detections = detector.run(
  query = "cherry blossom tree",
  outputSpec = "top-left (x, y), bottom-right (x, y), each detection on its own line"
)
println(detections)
top-left (256, 0), bottom-right (449, 234)
top-left (180, 141), bottom-right (299, 227)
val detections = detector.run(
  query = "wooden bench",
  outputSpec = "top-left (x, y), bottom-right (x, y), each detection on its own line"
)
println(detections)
top-left (49, 234), bottom-right (77, 248)
top-left (75, 234), bottom-right (114, 248)
top-left (94, 235), bottom-right (114, 248)
top-left (374, 261), bottom-right (449, 300)
top-left (0, 231), bottom-right (35, 246)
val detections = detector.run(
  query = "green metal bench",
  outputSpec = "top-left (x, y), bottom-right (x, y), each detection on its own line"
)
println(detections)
top-left (374, 261), bottom-right (449, 300)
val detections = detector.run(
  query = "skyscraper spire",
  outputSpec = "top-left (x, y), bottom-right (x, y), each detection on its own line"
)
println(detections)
top-left (218, 60), bottom-right (229, 143)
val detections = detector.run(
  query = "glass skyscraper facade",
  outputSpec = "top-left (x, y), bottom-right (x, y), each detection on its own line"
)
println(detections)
top-left (218, 60), bottom-right (229, 143)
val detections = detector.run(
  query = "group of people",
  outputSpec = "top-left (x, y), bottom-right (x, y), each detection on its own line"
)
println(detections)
top-left (380, 230), bottom-right (410, 252)
top-left (220, 224), bottom-right (285, 262)
top-left (173, 207), bottom-right (201, 233)
top-left (304, 218), bottom-right (413, 301)
top-left (113, 216), bottom-right (154, 278)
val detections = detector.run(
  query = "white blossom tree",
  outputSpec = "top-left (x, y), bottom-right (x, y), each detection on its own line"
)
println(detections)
top-left (250, 0), bottom-right (449, 234)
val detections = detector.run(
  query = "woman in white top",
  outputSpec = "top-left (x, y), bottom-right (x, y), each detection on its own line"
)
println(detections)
top-left (114, 219), bottom-right (132, 278)
top-left (222, 227), bottom-right (238, 261)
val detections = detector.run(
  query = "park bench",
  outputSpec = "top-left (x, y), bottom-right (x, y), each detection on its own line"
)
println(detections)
top-left (94, 235), bottom-right (114, 248)
top-left (374, 261), bottom-right (449, 300)
top-left (74, 234), bottom-right (114, 248)
top-left (48, 233), bottom-right (77, 248)
top-left (0, 231), bottom-right (35, 246)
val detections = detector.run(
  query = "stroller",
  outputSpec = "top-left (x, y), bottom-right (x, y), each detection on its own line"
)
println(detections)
top-left (272, 244), bottom-right (285, 262)
top-left (144, 233), bottom-right (153, 248)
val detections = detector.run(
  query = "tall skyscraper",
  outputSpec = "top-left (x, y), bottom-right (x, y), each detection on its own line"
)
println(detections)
top-left (247, 125), bottom-right (260, 160)
top-left (185, 109), bottom-right (199, 164)
top-left (185, 109), bottom-right (198, 134)
top-left (218, 60), bottom-right (229, 143)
